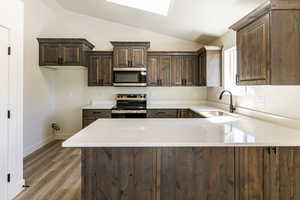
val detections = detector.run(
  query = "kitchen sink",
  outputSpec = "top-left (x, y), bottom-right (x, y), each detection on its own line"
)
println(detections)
top-left (198, 111), bottom-right (230, 118)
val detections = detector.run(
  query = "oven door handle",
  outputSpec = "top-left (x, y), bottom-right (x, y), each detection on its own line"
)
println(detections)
top-left (112, 110), bottom-right (147, 114)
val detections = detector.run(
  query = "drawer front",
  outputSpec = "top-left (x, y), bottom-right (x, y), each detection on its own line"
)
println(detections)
top-left (83, 109), bottom-right (111, 118)
top-left (147, 109), bottom-right (178, 118)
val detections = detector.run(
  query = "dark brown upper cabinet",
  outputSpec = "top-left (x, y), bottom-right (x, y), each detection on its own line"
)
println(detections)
top-left (148, 52), bottom-right (198, 87)
top-left (147, 56), bottom-right (159, 86)
top-left (111, 41), bottom-right (150, 69)
top-left (37, 38), bottom-right (95, 67)
top-left (86, 51), bottom-right (113, 86)
top-left (146, 53), bottom-right (171, 86)
top-left (231, 1), bottom-right (300, 85)
top-left (198, 46), bottom-right (222, 87)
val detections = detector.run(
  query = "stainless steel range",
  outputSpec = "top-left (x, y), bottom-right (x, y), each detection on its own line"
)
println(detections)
top-left (111, 94), bottom-right (147, 118)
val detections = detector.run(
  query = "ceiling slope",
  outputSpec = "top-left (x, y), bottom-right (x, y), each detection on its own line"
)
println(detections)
top-left (55, 0), bottom-right (265, 44)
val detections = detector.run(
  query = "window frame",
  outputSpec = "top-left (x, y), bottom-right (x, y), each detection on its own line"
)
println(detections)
top-left (223, 46), bottom-right (246, 96)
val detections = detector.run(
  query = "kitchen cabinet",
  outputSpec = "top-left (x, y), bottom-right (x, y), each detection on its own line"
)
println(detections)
top-left (198, 46), bottom-right (222, 87)
top-left (158, 56), bottom-right (171, 86)
top-left (267, 147), bottom-right (300, 200)
top-left (37, 38), bottom-right (95, 67)
top-left (82, 148), bottom-right (157, 200)
top-left (86, 51), bottom-right (113, 86)
top-left (147, 52), bottom-right (199, 87)
top-left (231, 1), bottom-right (300, 85)
top-left (111, 41), bottom-right (150, 68)
top-left (82, 109), bottom-right (111, 128)
top-left (235, 147), bottom-right (267, 200)
top-left (147, 109), bottom-right (178, 118)
top-left (158, 148), bottom-right (235, 200)
top-left (171, 55), bottom-right (199, 86)
top-left (147, 109), bottom-right (203, 118)
top-left (146, 54), bottom-right (171, 86)
top-left (235, 147), bottom-right (300, 200)
top-left (147, 56), bottom-right (159, 86)
top-left (182, 55), bottom-right (198, 86)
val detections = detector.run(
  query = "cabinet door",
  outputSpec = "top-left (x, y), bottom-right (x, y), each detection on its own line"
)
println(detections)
top-left (237, 14), bottom-right (270, 85)
top-left (235, 147), bottom-right (269, 200)
top-left (158, 56), bottom-right (171, 86)
top-left (159, 148), bottom-right (234, 200)
top-left (82, 148), bottom-right (157, 200)
top-left (147, 56), bottom-right (159, 86)
top-left (171, 56), bottom-right (183, 86)
top-left (88, 56), bottom-right (99, 86)
top-left (61, 44), bottom-right (82, 65)
top-left (182, 56), bottom-right (198, 86)
top-left (99, 55), bottom-right (113, 86)
top-left (147, 109), bottom-right (178, 118)
top-left (267, 147), bottom-right (300, 200)
top-left (39, 43), bottom-right (61, 66)
top-left (114, 47), bottom-right (130, 68)
top-left (131, 47), bottom-right (146, 68)
top-left (199, 53), bottom-right (207, 86)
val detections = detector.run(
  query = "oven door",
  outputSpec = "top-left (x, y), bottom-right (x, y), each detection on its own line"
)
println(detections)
top-left (113, 69), bottom-right (147, 87)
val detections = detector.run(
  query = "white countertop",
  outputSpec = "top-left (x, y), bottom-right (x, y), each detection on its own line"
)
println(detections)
top-left (63, 105), bottom-right (300, 147)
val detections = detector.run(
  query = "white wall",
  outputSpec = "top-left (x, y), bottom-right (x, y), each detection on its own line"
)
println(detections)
top-left (207, 30), bottom-right (300, 120)
top-left (23, 0), bottom-right (59, 157)
top-left (0, 0), bottom-right (24, 199)
top-left (54, 69), bottom-right (207, 136)
top-left (24, 0), bottom-right (205, 151)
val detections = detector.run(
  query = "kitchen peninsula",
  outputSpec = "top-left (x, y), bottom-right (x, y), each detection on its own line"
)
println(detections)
top-left (63, 106), bottom-right (300, 200)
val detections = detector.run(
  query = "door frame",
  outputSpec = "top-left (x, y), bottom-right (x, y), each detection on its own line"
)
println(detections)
top-left (0, 25), bottom-right (10, 200)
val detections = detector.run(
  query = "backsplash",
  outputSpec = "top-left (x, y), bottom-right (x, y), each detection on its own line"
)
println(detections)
top-left (53, 69), bottom-right (207, 136)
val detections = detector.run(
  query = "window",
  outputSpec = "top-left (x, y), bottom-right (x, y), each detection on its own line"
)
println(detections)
top-left (224, 47), bottom-right (246, 96)
top-left (106, 0), bottom-right (171, 16)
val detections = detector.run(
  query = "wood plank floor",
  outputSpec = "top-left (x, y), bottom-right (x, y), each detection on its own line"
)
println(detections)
top-left (14, 141), bottom-right (81, 200)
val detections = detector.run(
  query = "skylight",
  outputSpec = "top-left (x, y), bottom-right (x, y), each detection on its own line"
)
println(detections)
top-left (106, 0), bottom-right (171, 16)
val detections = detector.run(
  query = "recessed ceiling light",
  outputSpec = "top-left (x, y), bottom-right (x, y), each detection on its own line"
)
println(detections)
top-left (106, 0), bottom-right (171, 16)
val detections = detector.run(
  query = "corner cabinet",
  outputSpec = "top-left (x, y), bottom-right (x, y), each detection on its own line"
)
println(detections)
top-left (111, 41), bottom-right (150, 68)
top-left (86, 51), bottom-right (113, 86)
top-left (37, 38), bottom-right (95, 67)
top-left (198, 46), bottom-right (222, 87)
top-left (231, 1), bottom-right (300, 85)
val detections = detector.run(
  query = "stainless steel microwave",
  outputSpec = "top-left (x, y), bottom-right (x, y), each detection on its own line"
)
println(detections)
top-left (113, 68), bottom-right (147, 87)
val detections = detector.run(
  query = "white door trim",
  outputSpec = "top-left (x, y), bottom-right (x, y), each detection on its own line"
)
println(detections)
top-left (0, 25), bottom-right (10, 200)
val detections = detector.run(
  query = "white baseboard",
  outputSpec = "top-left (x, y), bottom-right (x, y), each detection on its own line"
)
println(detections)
top-left (54, 133), bottom-right (74, 140)
top-left (23, 135), bottom-right (55, 158)
top-left (8, 178), bottom-right (25, 200)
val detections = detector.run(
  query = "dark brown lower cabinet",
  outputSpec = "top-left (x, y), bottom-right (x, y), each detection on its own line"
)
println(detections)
top-left (82, 109), bottom-right (111, 128)
top-left (82, 148), bottom-right (157, 200)
top-left (235, 147), bottom-right (300, 200)
top-left (82, 147), bottom-right (235, 200)
top-left (82, 147), bottom-right (300, 200)
top-left (159, 148), bottom-right (235, 200)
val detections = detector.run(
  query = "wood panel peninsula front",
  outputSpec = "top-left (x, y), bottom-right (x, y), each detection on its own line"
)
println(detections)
top-left (63, 105), bottom-right (300, 200)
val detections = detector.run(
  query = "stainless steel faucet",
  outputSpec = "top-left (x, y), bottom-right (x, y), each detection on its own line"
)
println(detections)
top-left (219, 90), bottom-right (236, 113)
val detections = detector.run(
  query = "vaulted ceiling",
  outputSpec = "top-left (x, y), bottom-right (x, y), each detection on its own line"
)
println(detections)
top-left (55, 0), bottom-right (265, 44)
